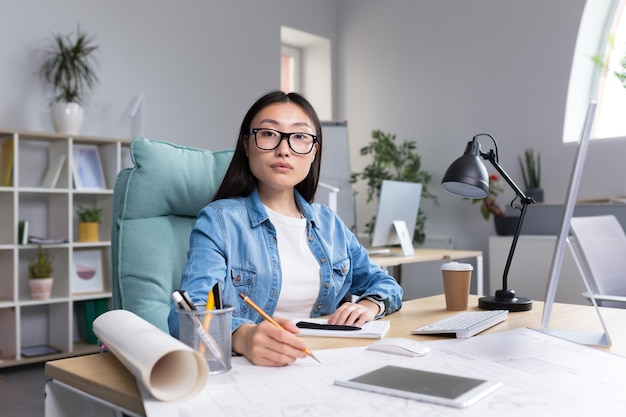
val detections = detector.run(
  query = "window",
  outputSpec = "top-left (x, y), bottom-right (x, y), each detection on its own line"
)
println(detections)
top-left (594, 2), bottom-right (626, 139)
top-left (280, 26), bottom-right (332, 120)
top-left (281, 45), bottom-right (301, 93)
top-left (564, 0), bottom-right (626, 142)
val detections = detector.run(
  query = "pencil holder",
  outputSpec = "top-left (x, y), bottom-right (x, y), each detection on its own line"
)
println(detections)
top-left (178, 305), bottom-right (233, 374)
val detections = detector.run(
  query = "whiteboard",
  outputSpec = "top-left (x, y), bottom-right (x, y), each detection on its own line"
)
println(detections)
top-left (315, 121), bottom-right (356, 231)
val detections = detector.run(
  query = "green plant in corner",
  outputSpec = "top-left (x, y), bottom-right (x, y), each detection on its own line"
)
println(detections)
top-left (76, 204), bottom-right (103, 223)
top-left (39, 26), bottom-right (99, 105)
top-left (28, 246), bottom-right (54, 279)
top-left (518, 148), bottom-right (541, 190)
top-left (350, 129), bottom-right (437, 244)
top-left (592, 33), bottom-right (626, 92)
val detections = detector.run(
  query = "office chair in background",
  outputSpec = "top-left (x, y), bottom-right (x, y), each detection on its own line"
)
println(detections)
top-left (111, 138), bottom-right (234, 332)
top-left (569, 215), bottom-right (626, 309)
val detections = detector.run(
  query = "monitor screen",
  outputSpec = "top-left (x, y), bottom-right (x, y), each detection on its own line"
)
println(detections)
top-left (370, 180), bottom-right (422, 247)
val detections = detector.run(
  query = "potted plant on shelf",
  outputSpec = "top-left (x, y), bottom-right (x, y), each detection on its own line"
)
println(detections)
top-left (350, 129), bottom-right (437, 244)
top-left (518, 148), bottom-right (543, 203)
top-left (39, 26), bottom-right (99, 135)
top-left (28, 246), bottom-right (55, 300)
top-left (470, 174), bottom-right (518, 236)
top-left (76, 204), bottom-right (103, 242)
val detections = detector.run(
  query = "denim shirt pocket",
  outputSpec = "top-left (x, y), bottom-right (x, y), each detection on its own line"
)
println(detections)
top-left (331, 256), bottom-right (351, 285)
top-left (230, 267), bottom-right (257, 315)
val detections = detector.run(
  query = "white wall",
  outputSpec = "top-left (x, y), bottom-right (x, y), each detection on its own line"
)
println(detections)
top-left (336, 0), bottom-right (626, 293)
top-left (0, 0), bottom-right (338, 150)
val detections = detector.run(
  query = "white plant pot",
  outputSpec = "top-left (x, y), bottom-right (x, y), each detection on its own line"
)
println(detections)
top-left (51, 102), bottom-right (84, 135)
top-left (29, 277), bottom-right (54, 300)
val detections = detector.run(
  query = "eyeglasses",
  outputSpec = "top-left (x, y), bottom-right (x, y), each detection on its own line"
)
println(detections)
top-left (250, 128), bottom-right (318, 155)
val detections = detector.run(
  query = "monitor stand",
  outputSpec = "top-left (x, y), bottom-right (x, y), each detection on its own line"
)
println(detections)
top-left (534, 238), bottom-right (612, 347)
top-left (393, 220), bottom-right (414, 257)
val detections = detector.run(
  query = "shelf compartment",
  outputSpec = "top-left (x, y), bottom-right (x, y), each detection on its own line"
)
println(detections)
top-left (18, 246), bottom-right (70, 300)
top-left (20, 302), bottom-right (71, 357)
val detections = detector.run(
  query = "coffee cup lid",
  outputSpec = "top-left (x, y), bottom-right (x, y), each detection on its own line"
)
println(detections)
top-left (441, 261), bottom-right (473, 271)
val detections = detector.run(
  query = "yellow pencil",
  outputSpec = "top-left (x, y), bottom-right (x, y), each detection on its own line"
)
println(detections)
top-left (198, 290), bottom-right (216, 356)
top-left (239, 293), bottom-right (320, 363)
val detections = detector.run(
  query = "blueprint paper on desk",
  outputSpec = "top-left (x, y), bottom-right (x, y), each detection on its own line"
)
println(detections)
top-left (141, 328), bottom-right (626, 417)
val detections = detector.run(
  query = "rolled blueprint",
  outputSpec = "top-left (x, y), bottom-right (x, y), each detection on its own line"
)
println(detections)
top-left (93, 309), bottom-right (208, 401)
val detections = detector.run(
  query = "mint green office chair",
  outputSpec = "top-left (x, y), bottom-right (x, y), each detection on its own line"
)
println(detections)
top-left (111, 138), bottom-right (234, 333)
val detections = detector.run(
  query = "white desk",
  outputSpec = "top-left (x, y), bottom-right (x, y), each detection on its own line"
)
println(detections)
top-left (45, 295), bottom-right (626, 416)
top-left (370, 248), bottom-right (484, 295)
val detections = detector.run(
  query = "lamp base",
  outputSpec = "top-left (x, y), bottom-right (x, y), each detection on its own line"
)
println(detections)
top-left (479, 289), bottom-right (532, 312)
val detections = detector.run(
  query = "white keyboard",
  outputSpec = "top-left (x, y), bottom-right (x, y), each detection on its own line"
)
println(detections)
top-left (411, 310), bottom-right (508, 339)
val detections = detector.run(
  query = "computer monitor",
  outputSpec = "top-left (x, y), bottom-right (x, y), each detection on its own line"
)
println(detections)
top-left (370, 180), bottom-right (422, 256)
top-left (536, 99), bottom-right (611, 347)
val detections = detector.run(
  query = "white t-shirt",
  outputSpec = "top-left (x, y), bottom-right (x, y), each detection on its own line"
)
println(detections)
top-left (265, 206), bottom-right (320, 320)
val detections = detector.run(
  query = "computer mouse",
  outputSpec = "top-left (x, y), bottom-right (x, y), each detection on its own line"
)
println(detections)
top-left (367, 338), bottom-right (431, 357)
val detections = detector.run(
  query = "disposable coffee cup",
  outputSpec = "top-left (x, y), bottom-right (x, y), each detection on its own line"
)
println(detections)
top-left (441, 262), bottom-right (473, 311)
top-left (178, 305), bottom-right (233, 374)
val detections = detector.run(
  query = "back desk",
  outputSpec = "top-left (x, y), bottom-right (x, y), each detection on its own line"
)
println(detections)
top-left (45, 295), bottom-right (626, 416)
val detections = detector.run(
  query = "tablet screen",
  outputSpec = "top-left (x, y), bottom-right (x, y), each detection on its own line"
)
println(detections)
top-left (335, 365), bottom-right (502, 408)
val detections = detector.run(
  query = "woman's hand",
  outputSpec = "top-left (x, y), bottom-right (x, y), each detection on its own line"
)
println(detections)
top-left (327, 300), bottom-right (378, 327)
top-left (232, 318), bottom-right (308, 366)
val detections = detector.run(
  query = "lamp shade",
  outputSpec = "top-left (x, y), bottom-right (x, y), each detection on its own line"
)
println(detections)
top-left (441, 140), bottom-right (489, 199)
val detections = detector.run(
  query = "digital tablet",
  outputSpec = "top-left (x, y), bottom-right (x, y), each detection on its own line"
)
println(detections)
top-left (334, 365), bottom-right (502, 408)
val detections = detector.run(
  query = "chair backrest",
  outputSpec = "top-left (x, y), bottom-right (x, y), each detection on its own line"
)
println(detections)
top-left (111, 138), bottom-right (233, 332)
top-left (570, 215), bottom-right (626, 302)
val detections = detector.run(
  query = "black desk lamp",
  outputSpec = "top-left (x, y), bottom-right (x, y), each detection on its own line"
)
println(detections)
top-left (441, 133), bottom-right (534, 311)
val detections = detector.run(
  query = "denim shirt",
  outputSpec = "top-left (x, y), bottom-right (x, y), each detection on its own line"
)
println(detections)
top-left (168, 188), bottom-right (403, 337)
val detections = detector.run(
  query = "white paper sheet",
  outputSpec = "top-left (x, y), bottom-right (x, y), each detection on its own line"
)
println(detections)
top-left (92, 310), bottom-right (208, 402)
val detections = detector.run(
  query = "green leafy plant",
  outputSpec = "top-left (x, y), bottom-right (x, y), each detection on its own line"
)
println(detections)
top-left (39, 26), bottom-right (99, 105)
top-left (76, 204), bottom-right (103, 223)
top-left (518, 148), bottom-right (541, 190)
top-left (28, 246), bottom-right (54, 279)
top-left (350, 129), bottom-right (437, 244)
top-left (592, 33), bottom-right (626, 92)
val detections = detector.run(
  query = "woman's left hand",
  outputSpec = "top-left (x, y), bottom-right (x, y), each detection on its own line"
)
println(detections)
top-left (327, 300), bottom-right (378, 327)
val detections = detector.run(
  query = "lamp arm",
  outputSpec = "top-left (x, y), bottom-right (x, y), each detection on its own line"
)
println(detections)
top-left (478, 150), bottom-right (536, 295)
top-left (482, 150), bottom-right (535, 205)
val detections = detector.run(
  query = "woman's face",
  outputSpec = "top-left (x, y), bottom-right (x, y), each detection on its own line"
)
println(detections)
top-left (245, 102), bottom-right (317, 195)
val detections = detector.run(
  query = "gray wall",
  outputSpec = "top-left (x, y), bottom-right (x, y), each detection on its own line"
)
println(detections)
top-left (0, 0), bottom-right (338, 150)
top-left (337, 1), bottom-right (626, 296)
top-left (3, 0), bottom-right (625, 296)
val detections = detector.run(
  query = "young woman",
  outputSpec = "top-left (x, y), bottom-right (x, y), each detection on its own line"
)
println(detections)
top-left (168, 91), bottom-right (402, 366)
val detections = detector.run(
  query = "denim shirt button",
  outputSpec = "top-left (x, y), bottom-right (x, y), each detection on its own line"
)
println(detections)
top-left (308, 236), bottom-right (314, 242)
top-left (235, 275), bottom-right (241, 282)
top-left (321, 257), bottom-right (327, 263)
top-left (324, 282), bottom-right (330, 289)
top-left (342, 266), bottom-right (347, 273)
top-left (316, 304), bottom-right (322, 311)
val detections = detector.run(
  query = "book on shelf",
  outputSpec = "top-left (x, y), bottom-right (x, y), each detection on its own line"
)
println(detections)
top-left (28, 235), bottom-right (69, 244)
top-left (18, 220), bottom-right (29, 245)
top-left (293, 318), bottom-right (391, 339)
top-left (41, 154), bottom-right (67, 188)
top-left (0, 139), bottom-right (14, 186)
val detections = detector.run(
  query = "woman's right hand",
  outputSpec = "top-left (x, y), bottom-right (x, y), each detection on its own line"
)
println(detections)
top-left (232, 318), bottom-right (308, 366)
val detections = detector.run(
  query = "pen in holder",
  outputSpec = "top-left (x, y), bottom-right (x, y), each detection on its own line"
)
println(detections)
top-left (178, 305), bottom-right (233, 374)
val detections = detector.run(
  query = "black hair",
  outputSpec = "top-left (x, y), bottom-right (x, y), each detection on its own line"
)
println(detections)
top-left (212, 91), bottom-right (322, 202)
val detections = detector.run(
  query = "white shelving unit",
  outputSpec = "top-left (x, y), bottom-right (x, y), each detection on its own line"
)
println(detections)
top-left (0, 129), bottom-right (131, 368)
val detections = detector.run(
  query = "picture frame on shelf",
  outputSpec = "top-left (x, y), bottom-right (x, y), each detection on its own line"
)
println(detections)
top-left (72, 144), bottom-right (105, 189)
top-left (72, 249), bottom-right (104, 294)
